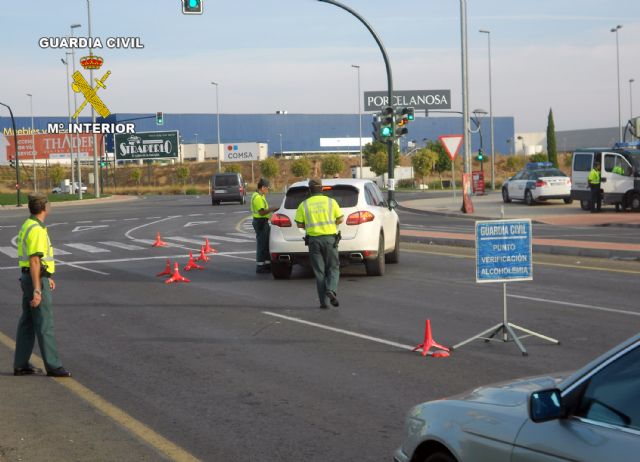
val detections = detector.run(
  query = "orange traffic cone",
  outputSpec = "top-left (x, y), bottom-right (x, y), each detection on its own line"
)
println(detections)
top-left (156, 259), bottom-right (172, 277)
top-left (165, 262), bottom-right (190, 284)
top-left (412, 320), bottom-right (450, 358)
top-left (196, 245), bottom-right (209, 262)
top-left (203, 238), bottom-right (217, 254)
top-left (184, 252), bottom-right (204, 271)
top-left (152, 232), bottom-right (168, 247)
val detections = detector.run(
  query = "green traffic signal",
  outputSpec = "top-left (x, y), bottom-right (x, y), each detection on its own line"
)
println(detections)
top-left (381, 126), bottom-right (392, 137)
top-left (477, 149), bottom-right (484, 161)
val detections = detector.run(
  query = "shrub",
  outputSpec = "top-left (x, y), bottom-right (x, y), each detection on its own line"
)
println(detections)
top-left (505, 156), bottom-right (526, 172)
top-left (260, 158), bottom-right (278, 180)
top-left (291, 157), bottom-right (311, 178)
top-left (321, 155), bottom-right (344, 177)
top-left (224, 164), bottom-right (241, 174)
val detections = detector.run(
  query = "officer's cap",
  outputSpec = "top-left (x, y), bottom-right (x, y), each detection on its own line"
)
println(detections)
top-left (257, 178), bottom-right (270, 188)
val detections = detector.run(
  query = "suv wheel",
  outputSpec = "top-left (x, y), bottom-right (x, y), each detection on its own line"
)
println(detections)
top-left (271, 261), bottom-right (292, 279)
top-left (385, 226), bottom-right (400, 264)
top-left (365, 234), bottom-right (385, 276)
top-left (524, 190), bottom-right (535, 206)
top-left (630, 192), bottom-right (640, 212)
top-left (502, 187), bottom-right (511, 203)
top-left (240, 196), bottom-right (246, 205)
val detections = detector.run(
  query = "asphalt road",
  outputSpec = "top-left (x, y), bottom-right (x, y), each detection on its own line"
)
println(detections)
top-left (0, 194), bottom-right (638, 461)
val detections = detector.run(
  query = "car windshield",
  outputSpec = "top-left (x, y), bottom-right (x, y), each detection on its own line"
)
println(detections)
top-left (626, 151), bottom-right (640, 171)
top-left (283, 185), bottom-right (359, 209)
top-left (536, 168), bottom-right (567, 177)
top-left (214, 176), bottom-right (238, 187)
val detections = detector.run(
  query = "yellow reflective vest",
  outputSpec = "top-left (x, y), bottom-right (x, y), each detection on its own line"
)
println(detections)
top-left (295, 194), bottom-right (343, 236)
top-left (17, 216), bottom-right (55, 274)
top-left (588, 168), bottom-right (600, 185)
top-left (251, 192), bottom-right (271, 219)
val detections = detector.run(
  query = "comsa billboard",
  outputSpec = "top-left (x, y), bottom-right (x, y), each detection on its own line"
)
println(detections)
top-left (114, 131), bottom-right (179, 160)
top-left (223, 143), bottom-right (267, 162)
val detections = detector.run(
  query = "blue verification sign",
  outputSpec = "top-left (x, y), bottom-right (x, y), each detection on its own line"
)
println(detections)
top-left (476, 219), bottom-right (532, 283)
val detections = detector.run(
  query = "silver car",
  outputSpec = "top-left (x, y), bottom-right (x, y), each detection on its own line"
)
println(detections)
top-left (394, 333), bottom-right (640, 462)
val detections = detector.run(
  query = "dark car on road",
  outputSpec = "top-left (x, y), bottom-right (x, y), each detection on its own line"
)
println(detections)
top-left (211, 173), bottom-right (246, 205)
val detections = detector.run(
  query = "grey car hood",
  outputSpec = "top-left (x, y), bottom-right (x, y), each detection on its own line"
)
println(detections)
top-left (455, 374), bottom-right (567, 407)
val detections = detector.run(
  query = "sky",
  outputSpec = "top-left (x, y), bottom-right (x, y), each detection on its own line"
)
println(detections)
top-left (1, 0), bottom-right (639, 133)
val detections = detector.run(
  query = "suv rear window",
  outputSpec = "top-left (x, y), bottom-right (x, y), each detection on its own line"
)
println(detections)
top-left (536, 168), bottom-right (567, 177)
top-left (284, 185), bottom-right (359, 209)
top-left (214, 175), bottom-right (239, 187)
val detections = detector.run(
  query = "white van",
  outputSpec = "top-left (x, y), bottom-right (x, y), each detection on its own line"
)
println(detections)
top-left (570, 142), bottom-right (640, 211)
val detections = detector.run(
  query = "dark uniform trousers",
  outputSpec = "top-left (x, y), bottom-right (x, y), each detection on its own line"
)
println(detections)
top-left (252, 217), bottom-right (271, 266)
top-left (308, 235), bottom-right (340, 306)
top-left (14, 272), bottom-right (62, 371)
top-left (590, 183), bottom-right (602, 212)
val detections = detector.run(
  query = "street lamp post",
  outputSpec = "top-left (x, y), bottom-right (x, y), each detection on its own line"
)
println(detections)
top-left (479, 29), bottom-right (495, 190)
top-left (630, 78), bottom-right (635, 120)
top-left (460, 0), bottom-right (471, 176)
top-left (211, 82), bottom-right (221, 172)
top-left (351, 64), bottom-right (363, 178)
top-left (0, 101), bottom-right (21, 206)
top-left (86, 0), bottom-right (100, 197)
top-left (611, 25), bottom-right (623, 142)
top-left (62, 54), bottom-right (75, 193)
top-left (70, 23), bottom-right (82, 198)
top-left (26, 93), bottom-right (36, 191)
top-left (278, 133), bottom-right (283, 156)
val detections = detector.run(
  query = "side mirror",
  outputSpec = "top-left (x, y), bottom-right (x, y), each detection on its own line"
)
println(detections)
top-left (388, 199), bottom-right (398, 209)
top-left (529, 389), bottom-right (563, 423)
top-left (601, 177), bottom-right (607, 183)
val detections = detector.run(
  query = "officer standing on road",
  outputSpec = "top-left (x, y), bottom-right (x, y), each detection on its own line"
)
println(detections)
top-left (251, 178), bottom-right (278, 273)
top-left (14, 193), bottom-right (71, 377)
top-left (588, 160), bottom-right (602, 213)
top-left (295, 179), bottom-right (344, 309)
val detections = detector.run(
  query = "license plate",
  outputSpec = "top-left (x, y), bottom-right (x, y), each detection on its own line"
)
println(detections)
top-left (214, 189), bottom-right (227, 193)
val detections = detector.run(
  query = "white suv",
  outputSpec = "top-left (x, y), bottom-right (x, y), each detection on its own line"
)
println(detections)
top-left (269, 178), bottom-right (400, 279)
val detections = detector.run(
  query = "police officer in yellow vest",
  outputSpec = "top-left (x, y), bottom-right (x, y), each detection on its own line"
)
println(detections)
top-left (295, 179), bottom-right (344, 309)
top-left (251, 178), bottom-right (278, 273)
top-left (14, 193), bottom-right (71, 377)
top-left (588, 161), bottom-right (602, 213)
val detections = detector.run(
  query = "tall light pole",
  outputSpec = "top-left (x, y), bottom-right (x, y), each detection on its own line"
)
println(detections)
top-left (351, 64), bottom-right (363, 178)
top-left (479, 29), bottom-right (495, 190)
top-left (211, 82), bottom-right (222, 172)
top-left (70, 23), bottom-right (82, 198)
top-left (278, 133), bottom-right (283, 156)
top-left (62, 55), bottom-right (75, 194)
top-left (630, 78), bottom-right (635, 120)
top-left (26, 93), bottom-right (36, 191)
top-left (86, 0), bottom-right (99, 197)
top-left (460, 0), bottom-right (471, 177)
top-left (611, 25), bottom-right (623, 142)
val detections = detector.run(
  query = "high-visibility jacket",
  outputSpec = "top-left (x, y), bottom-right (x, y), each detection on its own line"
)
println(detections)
top-left (588, 168), bottom-right (600, 185)
top-left (612, 165), bottom-right (624, 175)
top-left (295, 194), bottom-right (343, 236)
top-left (17, 216), bottom-right (55, 274)
top-left (251, 192), bottom-right (271, 219)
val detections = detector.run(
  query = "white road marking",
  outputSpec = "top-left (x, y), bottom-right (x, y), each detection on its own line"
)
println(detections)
top-left (76, 220), bottom-right (93, 224)
top-left (124, 216), bottom-right (181, 244)
top-left (99, 241), bottom-right (146, 251)
top-left (509, 294), bottom-right (640, 317)
top-left (0, 246), bottom-right (18, 258)
top-left (100, 219), bottom-right (117, 222)
top-left (184, 221), bottom-right (218, 228)
top-left (72, 225), bottom-right (109, 233)
top-left (164, 236), bottom-right (216, 246)
top-left (188, 213), bottom-right (204, 217)
top-left (54, 248), bottom-right (72, 255)
top-left (146, 216), bottom-right (162, 219)
top-left (200, 234), bottom-right (253, 243)
top-left (233, 211), bottom-right (250, 214)
top-left (262, 312), bottom-right (417, 351)
top-left (64, 243), bottom-right (110, 253)
top-left (0, 225), bottom-right (17, 229)
top-left (123, 218), bottom-right (138, 221)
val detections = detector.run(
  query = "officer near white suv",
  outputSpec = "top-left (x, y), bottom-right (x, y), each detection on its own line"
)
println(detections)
top-left (295, 179), bottom-right (344, 309)
top-left (251, 178), bottom-right (278, 273)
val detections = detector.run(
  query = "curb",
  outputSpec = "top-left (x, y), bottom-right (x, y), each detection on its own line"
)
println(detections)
top-left (397, 204), bottom-right (547, 224)
top-left (0, 195), bottom-right (139, 211)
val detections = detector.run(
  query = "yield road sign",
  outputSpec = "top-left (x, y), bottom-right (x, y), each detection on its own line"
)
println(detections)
top-left (439, 134), bottom-right (464, 161)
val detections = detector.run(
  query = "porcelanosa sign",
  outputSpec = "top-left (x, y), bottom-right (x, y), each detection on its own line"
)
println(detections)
top-left (114, 131), bottom-right (179, 160)
top-left (364, 90), bottom-right (451, 112)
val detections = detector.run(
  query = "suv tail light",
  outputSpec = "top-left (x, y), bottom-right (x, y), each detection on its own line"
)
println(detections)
top-left (346, 211), bottom-right (375, 225)
top-left (271, 213), bottom-right (292, 227)
top-left (239, 186), bottom-right (244, 194)
top-left (535, 180), bottom-right (547, 188)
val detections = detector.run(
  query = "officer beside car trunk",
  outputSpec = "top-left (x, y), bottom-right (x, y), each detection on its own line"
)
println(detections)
top-left (588, 160), bottom-right (602, 213)
top-left (251, 178), bottom-right (278, 273)
top-left (295, 179), bottom-right (344, 309)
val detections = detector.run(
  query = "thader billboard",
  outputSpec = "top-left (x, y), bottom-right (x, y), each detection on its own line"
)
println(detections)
top-left (364, 90), bottom-right (451, 112)
top-left (114, 131), bottom-right (179, 160)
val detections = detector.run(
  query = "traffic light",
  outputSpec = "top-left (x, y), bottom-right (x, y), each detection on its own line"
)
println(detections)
top-left (394, 107), bottom-right (413, 137)
top-left (9, 158), bottom-right (15, 169)
top-left (404, 107), bottom-right (415, 121)
top-left (156, 111), bottom-right (164, 126)
top-left (380, 106), bottom-right (394, 139)
top-left (477, 148), bottom-right (484, 162)
top-left (100, 157), bottom-right (107, 168)
top-left (371, 114), bottom-right (382, 141)
top-left (182, 0), bottom-right (203, 14)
